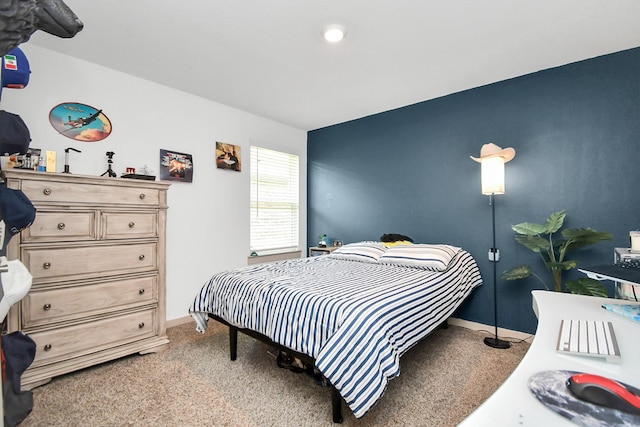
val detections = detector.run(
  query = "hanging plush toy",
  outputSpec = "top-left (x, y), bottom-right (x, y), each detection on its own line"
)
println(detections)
top-left (0, 0), bottom-right (83, 57)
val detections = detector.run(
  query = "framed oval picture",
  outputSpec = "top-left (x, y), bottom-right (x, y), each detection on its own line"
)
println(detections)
top-left (49, 102), bottom-right (112, 141)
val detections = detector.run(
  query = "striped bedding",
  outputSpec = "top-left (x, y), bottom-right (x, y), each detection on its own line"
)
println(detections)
top-left (189, 249), bottom-right (482, 418)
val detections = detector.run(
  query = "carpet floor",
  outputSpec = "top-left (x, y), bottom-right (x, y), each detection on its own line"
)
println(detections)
top-left (19, 321), bottom-right (530, 426)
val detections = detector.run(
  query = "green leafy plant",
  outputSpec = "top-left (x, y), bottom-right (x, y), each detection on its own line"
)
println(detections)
top-left (501, 210), bottom-right (613, 297)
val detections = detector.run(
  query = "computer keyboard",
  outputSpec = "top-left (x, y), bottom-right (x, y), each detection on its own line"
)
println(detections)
top-left (556, 319), bottom-right (621, 362)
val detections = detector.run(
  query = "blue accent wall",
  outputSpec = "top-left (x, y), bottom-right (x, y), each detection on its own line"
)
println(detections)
top-left (307, 47), bottom-right (640, 334)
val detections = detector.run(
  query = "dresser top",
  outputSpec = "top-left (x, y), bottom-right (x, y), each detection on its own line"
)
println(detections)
top-left (3, 169), bottom-right (171, 190)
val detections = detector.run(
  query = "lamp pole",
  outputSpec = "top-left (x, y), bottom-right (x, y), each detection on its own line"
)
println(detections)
top-left (484, 193), bottom-right (511, 349)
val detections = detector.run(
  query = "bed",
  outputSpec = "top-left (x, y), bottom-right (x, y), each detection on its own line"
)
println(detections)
top-left (189, 241), bottom-right (483, 422)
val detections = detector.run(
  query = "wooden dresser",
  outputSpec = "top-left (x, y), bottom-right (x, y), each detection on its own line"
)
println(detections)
top-left (3, 170), bottom-right (170, 389)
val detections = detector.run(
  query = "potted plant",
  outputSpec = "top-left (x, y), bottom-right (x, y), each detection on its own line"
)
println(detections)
top-left (501, 210), bottom-right (613, 296)
top-left (318, 234), bottom-right (327, 247)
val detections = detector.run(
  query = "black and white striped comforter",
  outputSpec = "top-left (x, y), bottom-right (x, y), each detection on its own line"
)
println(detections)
top-left (189, 250), bottom-right (482, 418)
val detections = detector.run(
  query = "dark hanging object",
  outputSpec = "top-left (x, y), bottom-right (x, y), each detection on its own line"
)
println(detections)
top-left (0, 0), bottom-right (83, 56)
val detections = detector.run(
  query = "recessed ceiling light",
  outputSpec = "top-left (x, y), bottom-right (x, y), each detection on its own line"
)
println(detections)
top-left (323, 25), bottom-right (346, 43)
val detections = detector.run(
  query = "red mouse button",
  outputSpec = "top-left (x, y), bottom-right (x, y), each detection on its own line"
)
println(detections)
top-left (571, 373), bottom-right (640, 409)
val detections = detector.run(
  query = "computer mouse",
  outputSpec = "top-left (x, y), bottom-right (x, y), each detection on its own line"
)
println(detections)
top-left (566, 373), bottom-right (640, 415)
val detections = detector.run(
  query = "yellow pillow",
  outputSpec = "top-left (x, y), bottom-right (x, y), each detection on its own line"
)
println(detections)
top-left (383, 240), bottom-right (413, 247)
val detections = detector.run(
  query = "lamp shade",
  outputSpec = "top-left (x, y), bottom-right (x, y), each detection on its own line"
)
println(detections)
top-left (481, 156), bottom-right (505, 195)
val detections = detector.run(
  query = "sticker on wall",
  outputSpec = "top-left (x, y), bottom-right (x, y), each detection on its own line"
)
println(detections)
top-left (216, 141), bottom-right (241, 172)
top-left (49, 102), bottom-right (112, 141)
top-left (160, 149), bottom-right (193, 182)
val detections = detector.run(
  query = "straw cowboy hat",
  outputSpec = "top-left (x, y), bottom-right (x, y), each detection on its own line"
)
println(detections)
top-left (470, 143), bottom-right (516, 163)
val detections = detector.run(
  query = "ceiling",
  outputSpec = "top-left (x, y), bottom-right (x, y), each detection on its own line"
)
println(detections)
top-left (27, 0), bottom-right (640, 131)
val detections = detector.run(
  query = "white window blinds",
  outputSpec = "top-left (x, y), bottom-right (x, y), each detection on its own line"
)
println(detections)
top-left (250, 146), bottom-right (299, 253)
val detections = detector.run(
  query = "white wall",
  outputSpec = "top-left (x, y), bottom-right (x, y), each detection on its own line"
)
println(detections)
top-left (1, 44), bottom-right (307, 322)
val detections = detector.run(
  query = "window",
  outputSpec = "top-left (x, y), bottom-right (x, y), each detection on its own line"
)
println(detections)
top-left (250, 146), bottom-right (299, 253)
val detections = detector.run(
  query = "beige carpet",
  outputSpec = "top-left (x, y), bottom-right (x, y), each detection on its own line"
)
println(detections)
top-left (20, 321), bottom-right (530, 427)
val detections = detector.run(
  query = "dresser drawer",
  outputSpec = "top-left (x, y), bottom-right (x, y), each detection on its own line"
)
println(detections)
top-left (22, 210), bottom-right (97, 243)
top-left (102, 212), bottom-right (158, 239)
top-left (23, 243), bottom-right (157, 281)
top-left (22, 275), bottom-right (157, 327)
top-left (29, 309), bottom-right (157, 366)
top-left (20, 179), bottom-right (160, 207)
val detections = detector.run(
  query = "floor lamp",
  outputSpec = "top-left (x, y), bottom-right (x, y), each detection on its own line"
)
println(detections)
top-left (471, 143), bottom-right (515, 349)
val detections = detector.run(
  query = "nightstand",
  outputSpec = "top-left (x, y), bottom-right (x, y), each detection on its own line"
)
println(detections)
top-left (309, 246), bottom-right (339, 257)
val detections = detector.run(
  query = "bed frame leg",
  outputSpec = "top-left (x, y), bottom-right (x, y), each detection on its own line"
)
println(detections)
top-left (331, 386), bottom-right (343, 423)
top-left (229, 326), bottom-right (238, 361)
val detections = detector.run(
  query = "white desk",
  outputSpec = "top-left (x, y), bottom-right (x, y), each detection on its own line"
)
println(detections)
top-left (459, 290), bottom-right (640, 426)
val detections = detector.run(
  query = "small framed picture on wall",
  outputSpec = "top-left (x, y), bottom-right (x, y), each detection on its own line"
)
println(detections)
top-left (216, 142), bottom-right (241, 172)
top-left (160, 149), bottom-right (193, 182)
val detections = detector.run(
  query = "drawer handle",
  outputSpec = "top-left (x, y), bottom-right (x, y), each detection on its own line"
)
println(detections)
top-left (129, 222), bottom-right (135, 228)
top-left (139, 289), bottom-right (145, 295)
top-left (44, 344), bottom-right (52, 351)
top-left (43, 262), bottom-right (51, 269)
top-left (43, 303), bottom-right (52, 311)
top-left (138, 322), bottom-right (145, 328)
top-left (139, 193), bottom-right (146, 200)
top-left (138, 255), bottom-right (145, 261)
top-left (57, 223), bottom-right (66, 230)
top-left (43, 188), bottom-right (52, 196)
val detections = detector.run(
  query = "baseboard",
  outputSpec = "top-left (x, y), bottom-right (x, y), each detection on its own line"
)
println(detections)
top-left (449, 317), bottom-right (534, 343)
top-left (168, 314), bottom-right (534, 342)
top-left (167, 315), bottom-right (194, 328)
